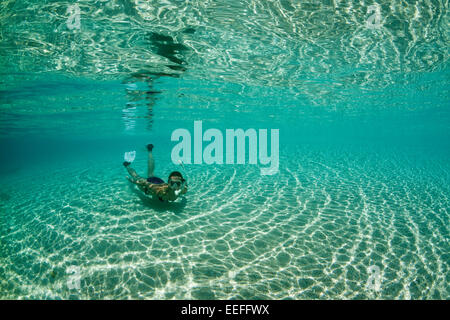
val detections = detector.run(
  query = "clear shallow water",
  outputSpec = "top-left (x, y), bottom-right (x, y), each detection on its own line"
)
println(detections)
top-left (0, 0), bottom-right (449, 299)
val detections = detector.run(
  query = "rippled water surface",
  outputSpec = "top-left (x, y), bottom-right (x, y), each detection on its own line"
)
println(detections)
top-left (0, 0), bottom-right (449, 299)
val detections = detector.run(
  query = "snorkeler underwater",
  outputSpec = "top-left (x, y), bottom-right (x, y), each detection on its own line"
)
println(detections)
top-left (0, 0), bottom-right (449, 304)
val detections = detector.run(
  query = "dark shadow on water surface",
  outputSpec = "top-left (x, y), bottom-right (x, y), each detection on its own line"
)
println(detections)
top-left (121, 30), bottom-right (191, 132)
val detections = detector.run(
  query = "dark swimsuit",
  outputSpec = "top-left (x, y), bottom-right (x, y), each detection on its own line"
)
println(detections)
top-left (147, 177), bottom-right (165, 201)
top-left (147, 177), bottom-right (164, 184)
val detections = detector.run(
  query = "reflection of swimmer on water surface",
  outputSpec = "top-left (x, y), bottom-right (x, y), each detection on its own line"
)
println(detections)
top-left (122, 30), bottom-right (191, 130)
top-left (124, 144), bottom-right (187, 202)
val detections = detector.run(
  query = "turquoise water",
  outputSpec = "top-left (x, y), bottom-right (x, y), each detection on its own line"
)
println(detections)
top-left (0, 0), bottom-right (449, 299)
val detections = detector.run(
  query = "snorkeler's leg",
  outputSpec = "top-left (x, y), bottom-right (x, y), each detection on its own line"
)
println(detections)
top-left (124, 163), bottom-right (141, 180)
top-left (147, 144), bottom-right (155, 177)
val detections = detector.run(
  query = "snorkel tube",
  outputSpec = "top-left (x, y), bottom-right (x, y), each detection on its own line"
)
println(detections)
top-left (174, 161), bottom-right (189, 196)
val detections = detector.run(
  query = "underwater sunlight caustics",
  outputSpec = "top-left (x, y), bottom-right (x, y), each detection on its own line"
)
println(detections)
top-left (0, 0), bottom-right (449, 301)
